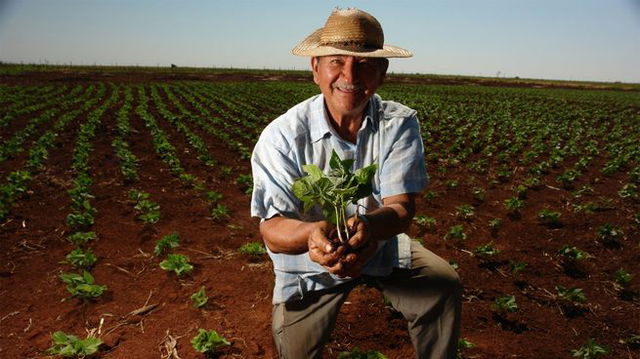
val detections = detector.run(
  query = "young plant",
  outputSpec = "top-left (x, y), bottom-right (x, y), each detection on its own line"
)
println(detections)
top-left (210, 204), bottom-right (230, 221)
top-left (236, 174), bottom-right (253, 195)
top-left (65, 248), bottom-right (97, 270)
top-left (154, 232), bottom-right (180, 256)
top-left (504, 197), bottom-right (525, 216)
top-left (46, 331), bottom-right (102, 358)
top-left (204, 190), bottom-right (223, 204)
top-left (509, 261), bottom-right (527, 275)
top-left (337, 347), bottom-right (388, 359)
top-left (492, 295), bottom-right (518, 313)
top-left (293, 150), bottom-right (377, 244)
top-left (538, 209), bottom-right (562, 227)
top-left (556, 285), bottom-right (587, 304)
top-left (455, 204), bottom-right (475, 220)
top-left (558, 245), bottom-right (590, 261)
top-left (457, 338), bottom-right (475, 359)
top-left (413, 214), bottom-right (436, 232)
top-left (488, 218), bottom-right (502, 232)
top-left (613, 268), bottom-right (633, 287)
top-left (597, 224), bottom-right (624, 245)
top-left (59, 271), bottom-right (107, 300)
top-left (159, 254), bottom-right (193, 277)
top-left (445, 225), bottom-right (467, 241)
top-left (191, 329), bottom-right (230, 355)
top-left (238, 241), bottom-right (267, 257)
top-left (128, 188), bottom-right (149, 202)
top-left (475, 242), bottom-right (500, 257)
top-left (618, 183), bottom-right (638, 199)
top-left (66, 231), bottom-right (97, 246)
top-left (191, 286), bottom-right (209, 308)
top-left (570, 338), bottom-right (608, 358)
top-left (471, 187), bottom-right (485, 202)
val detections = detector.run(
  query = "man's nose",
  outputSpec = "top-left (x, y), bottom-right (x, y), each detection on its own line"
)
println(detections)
top-left (340, 57), bottom-right (357, 83)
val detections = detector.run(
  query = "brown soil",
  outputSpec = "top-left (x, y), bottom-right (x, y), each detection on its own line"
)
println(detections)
top-left (0, 71), bottom-right (638, 359)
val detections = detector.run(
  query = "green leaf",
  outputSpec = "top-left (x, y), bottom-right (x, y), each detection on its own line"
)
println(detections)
top-left (191, 328), bottom-right (230, 354)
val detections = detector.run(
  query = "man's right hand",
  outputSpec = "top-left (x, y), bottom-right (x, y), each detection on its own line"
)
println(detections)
top-left (308, 222), bottom-right (349, 275)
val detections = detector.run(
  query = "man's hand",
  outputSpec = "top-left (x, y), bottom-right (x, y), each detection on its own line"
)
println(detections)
top-left (338, 215), bottom-right (378, 278)
top-left (307, 215), bottom-right (379, 278)
top-left (308, 221), bottom-right (348, 273)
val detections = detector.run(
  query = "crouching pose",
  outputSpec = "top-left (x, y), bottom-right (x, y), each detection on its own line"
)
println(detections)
top-left (251, 8), bottom-right (462, 359)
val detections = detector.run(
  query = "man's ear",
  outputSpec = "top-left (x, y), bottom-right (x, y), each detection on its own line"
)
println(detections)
top-left (311, 57), bottom-right (320, 85)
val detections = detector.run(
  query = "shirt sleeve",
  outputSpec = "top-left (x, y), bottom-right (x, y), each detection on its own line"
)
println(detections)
top-left (250, 130), bottom-right (302, 220)
top-left (379, 113), bottom-right (428, 199)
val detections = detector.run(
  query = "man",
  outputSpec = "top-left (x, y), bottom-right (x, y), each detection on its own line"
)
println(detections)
top-left (251, 8), bottom-right (461, 359)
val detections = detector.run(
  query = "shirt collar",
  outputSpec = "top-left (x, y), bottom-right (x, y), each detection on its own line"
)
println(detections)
top-left (309, 94), bottom-right (379, 143)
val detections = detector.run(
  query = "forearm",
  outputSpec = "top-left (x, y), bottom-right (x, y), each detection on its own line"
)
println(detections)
top-left (364, 194), bottom-right (416, 242)
top-left (259, 216), bottom-right (324, 254)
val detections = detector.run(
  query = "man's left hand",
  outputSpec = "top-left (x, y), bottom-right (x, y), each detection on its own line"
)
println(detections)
top-left (335, 215), bottom-right (378, 278)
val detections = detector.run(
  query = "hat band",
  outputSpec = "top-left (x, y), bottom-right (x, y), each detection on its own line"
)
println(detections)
top-left (320, 40), bottom-right (382, 53)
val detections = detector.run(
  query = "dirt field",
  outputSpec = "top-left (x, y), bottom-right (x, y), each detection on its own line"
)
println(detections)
top-left (0, 69), bottom-right (638, 358)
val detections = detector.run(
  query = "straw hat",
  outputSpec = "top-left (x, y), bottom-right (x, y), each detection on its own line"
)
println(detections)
top-left (292, 8), bottom-right (412, 58)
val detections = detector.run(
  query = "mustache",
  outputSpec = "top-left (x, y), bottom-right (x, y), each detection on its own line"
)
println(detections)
top-left (332, 82), bottom-right (363, 91)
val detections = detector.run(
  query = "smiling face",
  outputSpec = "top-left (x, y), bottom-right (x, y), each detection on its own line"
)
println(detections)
top-left (311, 55), bottom-right (388, 122)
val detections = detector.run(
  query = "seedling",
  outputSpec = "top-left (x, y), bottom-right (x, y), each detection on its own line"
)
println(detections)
top-left (613, 268), bottom-right (633, 287)
top-left (65, 248), bottom-right (97, 270)
top-left (337, 347), bottom-right (388, 359)
top-left (413, 214), bottom-right (436, 232)
top-left (475, 242), bottom-right (500, 257)
top-left (514, 184), bottom-right (528, 199)
top-left (423, 190), bottom-right (437, 201)
top-left (159, 254), bottom-right (193, 277)
top-left (455, 204), bottom-right (475, 220)
top-left (238, 241), bottom-right (267, 257)
top-left (154, 233), bottom-right (180, 256)
top-left (46, 331), bottom-right (102, 358)
top-left (445, 225), bottom-right (467, 241)
top-left (570, 338), bottom-right (608, 358)
top-left (556, 285), bottom-right (587, 304)
top-left (178, 173), bottom-right (199, 188)
top-left (59, 271), bottom-right (107, 300)
top-left (236, 174), bottom-right (253, 195)
top-left (204, 190), bottom-right (223, 204)
top-left (509, 261), bottom-right (527, 275)
top-left (538, 209), bottom-right (562, 227)
top-left (488, 218), bottom-right (502, 231)
top-left (293, 150), bottom-right (376, 245)
top-left (66, 211), bottom-right (95, 229)
top-left (492, 295), bottom-right (518, 313)
top-left (457, 338), bottom-right (475, 359)
top-left (66, 231), bottom-right (97, 246)
top-left (191, 329), bottom-right (230, 355)
top-left (618, 183), bottom-right (638, 199)
top-left (558, 245), bottom-right (590, 261)
top-left (191, 286), bottom-right (209, 308)
top-left (210, 204), bottom-right (230, 221)
top-left (597, 224), bottom-right (624, 245)
top-left (128, 189), bottom-right (149, 202)
top-left (471, 187), bottom-right (485, 202)
top-left (445, 179), bottom-right (459, 189)
top-left (504, 197), bottom-right (524, 216)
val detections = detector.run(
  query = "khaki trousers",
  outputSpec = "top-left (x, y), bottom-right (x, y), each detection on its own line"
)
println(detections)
top-left (272, 241), bottom-right (462, 359)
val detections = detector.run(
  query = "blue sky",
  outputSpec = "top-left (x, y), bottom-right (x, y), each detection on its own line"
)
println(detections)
top-left (1, 0), bottom-right (639, 83)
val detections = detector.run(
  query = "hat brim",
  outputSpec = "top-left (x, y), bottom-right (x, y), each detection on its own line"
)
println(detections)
top-left (292, 28), bottom-right (413, 58)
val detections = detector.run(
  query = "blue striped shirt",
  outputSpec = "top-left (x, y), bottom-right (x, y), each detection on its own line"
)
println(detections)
top-left (251, 93), bottom-right (428, 304)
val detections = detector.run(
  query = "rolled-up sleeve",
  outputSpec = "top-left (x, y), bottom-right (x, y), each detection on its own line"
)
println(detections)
top-left (379, 114), bottom-right (428, 199)
top-left (250, 129), bottom-right (302, 220)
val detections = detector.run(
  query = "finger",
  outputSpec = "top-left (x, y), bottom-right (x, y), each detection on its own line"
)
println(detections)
top-left (309, 245), bottom-right (341, 267)
top-left (309, 228), bottom-right (335, 254)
